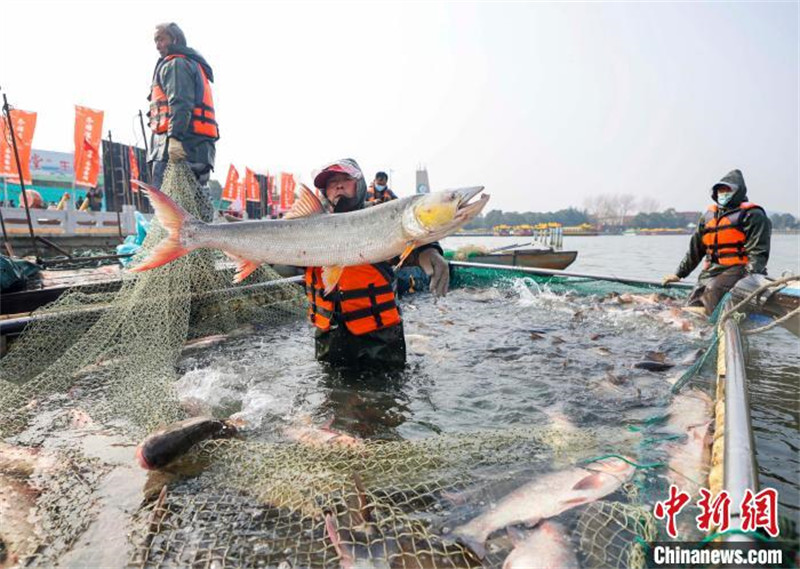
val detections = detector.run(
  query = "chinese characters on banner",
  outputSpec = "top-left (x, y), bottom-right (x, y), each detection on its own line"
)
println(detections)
top-left (0, 109), bottom-right (37, 184)
top-left (654, 485), bottom-right (779, 539)
top-left (279, 172), bottom-right (296, 211)
top-left (129, 146), bottom-right (140, 190)
top-left (73, 106), bottom-right (104, 188)
top-left (221, 164), bottom-right (240, 202)
top-left (245, 168), bottom-right (260, 203)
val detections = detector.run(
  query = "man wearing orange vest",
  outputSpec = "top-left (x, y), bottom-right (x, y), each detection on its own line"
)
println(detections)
top-left (662, 169), bottom-right (771, 315)
top-left (306, 158), bottom-right (450, 367)
top-left (148, 22), bottom-right (219, 221)
top-left (365, 171), bottom-right (398, 206)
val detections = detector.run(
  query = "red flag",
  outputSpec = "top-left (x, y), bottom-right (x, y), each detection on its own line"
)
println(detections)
top-left (279, 173), bottom-right (296, 210)
top-left (0, 109), bottom-right (37, 184)
top-left (73, 106), bottom-right (104, 188)
top-left (222, 164), bottom-right (240, 201)
top-left (245, 167), bottom-right (260, 202)
top-left (129, 146), bottom-right (140, 190)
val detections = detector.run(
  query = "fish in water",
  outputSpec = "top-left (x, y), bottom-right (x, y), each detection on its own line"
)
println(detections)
top-left (449, 457), bottom-right (635, 559)
top-left (634, 361), bottom-right (675, 372)
top-left (131, 181), bottom-right (488, 291)
top-left (634, 350), bottom-right (676, 372)
top-left (283, 417), bottom-right (361, 448)
top-left (0, 474), bottom-right (39, 568)
top-left (136, 416), bottom-right (238, 470)
top-left (502, 522), bottom-right (579, 569)
top-left (663, 389), bottom-right (713, 494)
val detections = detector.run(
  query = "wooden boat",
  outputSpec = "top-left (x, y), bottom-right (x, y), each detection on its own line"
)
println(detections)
top-left (462, 248), bottom-right (577, 270)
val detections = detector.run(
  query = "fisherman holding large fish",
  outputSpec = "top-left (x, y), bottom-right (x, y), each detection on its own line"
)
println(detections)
top-left (131, 157), bottom-right (488, 467)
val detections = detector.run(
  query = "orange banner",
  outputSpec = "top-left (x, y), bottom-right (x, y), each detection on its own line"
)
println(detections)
top-left (279, 172), bottom-right (296, 210)
top-left (236, 181), bottom-right (246, 210)
top-left (245, 168), bottom-right (260, 203)
top-left (73, 106), bottom-right (104, 188)
top-left (0, 109), bottom-right (37, 184)
top-left (129, 146), bottom-right (140, 190)
top-left (222, 164), bottom-right (240, 201)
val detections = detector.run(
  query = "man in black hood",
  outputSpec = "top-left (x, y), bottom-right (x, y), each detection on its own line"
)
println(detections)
top-left (305, 158), bottom-right (451, 367)
top-left (148, 22), bottom-right (219, 221)
top-left (663, 169), bottom-right (771, 315)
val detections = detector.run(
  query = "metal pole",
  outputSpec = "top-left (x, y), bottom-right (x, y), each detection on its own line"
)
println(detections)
top-left (0, 274), bottom-right (305, 335)
top-left (106, 132), bottom-right (124, 238)
top-left (1, 92), bottom-right (40, 260)
top-left (138, 109), bottom-right (150, 185)
top-left (449, 260), bottom-right (695, 290)
top-left (721, 304), bottom-right (758, 544)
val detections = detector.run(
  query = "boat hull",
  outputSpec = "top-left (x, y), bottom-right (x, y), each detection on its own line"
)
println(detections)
top-left (466, 249), bottom-right (577, 270)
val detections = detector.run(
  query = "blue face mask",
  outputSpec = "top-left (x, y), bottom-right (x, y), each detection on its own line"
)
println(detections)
top-left (375, 184), bottom-right (387, 191)
top-left (716, 192), bottom-right (734, 206)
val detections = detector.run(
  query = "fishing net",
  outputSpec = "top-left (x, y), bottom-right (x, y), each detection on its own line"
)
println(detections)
top-left (0, 163), bottom-right (720, 568)
top-left (0, 162), bottom-right (306, 438)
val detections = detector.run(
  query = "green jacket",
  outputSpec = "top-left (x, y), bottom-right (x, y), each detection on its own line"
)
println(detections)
top-left (148, 45), bottom-right (217, 168)
top-left (675, 169), bottom-right (771, 283)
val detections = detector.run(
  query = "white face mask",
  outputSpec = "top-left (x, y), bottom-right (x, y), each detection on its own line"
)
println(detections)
top-left (716, 191), bottom-right (734, 206)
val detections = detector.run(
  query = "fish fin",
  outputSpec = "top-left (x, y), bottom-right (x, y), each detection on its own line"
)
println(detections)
top-left (232, 259), bottom-right (262, 283)
top-left (324, 513), bottom-right (354, 568)
top-left (561, 496), bottom-right (591, 506)
top-left (284, 184), bottom-right (325, 219)
top-left (322, 265), bottom-right (344, 294)
top-left (352, 472), bottom-right (373, 523)
top-left (572, 472), bottom-right (605, 491)
top-left (393, 242), bottom-right (418, 271)
top-left (130, 181), bottom-right (197, 272)
top-left (453, 532), bottom-right (487, 560)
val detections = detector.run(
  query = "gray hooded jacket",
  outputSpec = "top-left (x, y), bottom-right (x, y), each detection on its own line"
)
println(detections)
top-left (148, 45), bottom-right (217, 169)
top-left (675, 169), bottom-right (771, 281)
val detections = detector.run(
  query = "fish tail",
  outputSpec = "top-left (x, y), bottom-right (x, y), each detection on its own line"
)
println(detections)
top-left (130, 181), bottom-right (198, 272)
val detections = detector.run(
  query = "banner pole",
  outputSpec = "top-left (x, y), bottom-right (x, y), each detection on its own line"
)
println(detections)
top-left (2, 92), bottom-right (40, 260)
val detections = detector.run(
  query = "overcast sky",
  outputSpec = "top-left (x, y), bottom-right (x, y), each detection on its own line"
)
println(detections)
top-left (2, 1), bottom-right (798, 214)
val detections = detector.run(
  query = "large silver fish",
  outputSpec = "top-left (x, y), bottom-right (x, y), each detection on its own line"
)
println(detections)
top-left (502, 522), bottom-right (579, 569)
top-left (664, 389), bottom-right (713, 494)
top-left (450, 457), bottom-right (635, 559)
top-left (131, 181), bottom-right (489, 291)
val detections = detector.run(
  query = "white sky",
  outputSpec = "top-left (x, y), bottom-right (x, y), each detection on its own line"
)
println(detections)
top-left (2, 1), bottom-right (798, 214)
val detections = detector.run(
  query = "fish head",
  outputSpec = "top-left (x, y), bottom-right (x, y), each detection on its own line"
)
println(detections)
top-left (586, 456), bottom-right (636, 482)
top-left (403, 187), bottom-right (489, 240)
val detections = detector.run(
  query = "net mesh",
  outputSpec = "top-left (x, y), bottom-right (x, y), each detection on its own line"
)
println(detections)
top-left (0, 163), bottom-right (306, 438)
top-left (1, 164), bottom-right (711, 568)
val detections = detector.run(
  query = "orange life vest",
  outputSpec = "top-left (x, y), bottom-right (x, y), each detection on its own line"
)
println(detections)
top-left (366, 184), bottom-right (396, 204)
top-left (305, 264), bottom-right (402, 336)
top-left (149, 54), bottom-right (219, 139)
top-left (701, 202), bottom-right (762, 267)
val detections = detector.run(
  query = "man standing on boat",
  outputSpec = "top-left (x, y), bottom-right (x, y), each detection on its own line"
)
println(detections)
top-left (306, 159), bottom-right (450, 367)
top-left (365, 171), bottom-right (398, 206)
top-left (662, 169), bottom-right (771, 315)
top-left (147, 22), bottom-right (219, 222)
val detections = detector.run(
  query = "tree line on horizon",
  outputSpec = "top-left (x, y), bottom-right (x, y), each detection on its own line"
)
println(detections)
top-left (208, 182), bottom-right (798, 230)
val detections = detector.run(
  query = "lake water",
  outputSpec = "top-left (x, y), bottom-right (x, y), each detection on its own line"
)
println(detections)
top-left (443, 233), bottom-right (799, 522)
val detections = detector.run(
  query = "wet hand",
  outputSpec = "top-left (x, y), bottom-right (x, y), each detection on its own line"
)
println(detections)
top-left (168, 139), bottom-right (187, 162)
top-left (661, 274), bottom-right (680, 287)
top-left (420, 249), bottom-right (450, 297)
